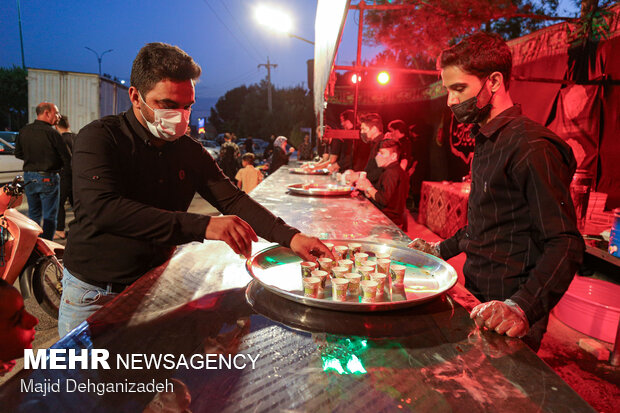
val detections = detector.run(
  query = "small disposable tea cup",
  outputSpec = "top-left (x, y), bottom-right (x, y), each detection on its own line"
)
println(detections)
top-left (318, 257), bottom-right (334, 273)
top-left (338, 259), bottom-right (354, 272)
top-left (302, 277), bottom-right (321, 298)
top-left (364, 261), bottom-right (377, 273)
top-left (333, 246), bottom-right (349, 260)
top-left (390, 264), bottom-right (406, 285)
top-left (358, 265), bottom-right (375, 281)
top-left (331, 278), bottom-right (349, 301)
top-left (354, 252), bottom-right (369, 268)
top-left (345, 273), bottom-right (362, 296)
top-left (323, 242), bottom-right (334, 252)
top-left (331, 266), bottom-right (349, 279)
top-left (300, 261), bottom-right (318, 278)
top-left (375, 252), bottom-right (391, 260)
top-left (348, 243), bottom-right (363, 257)
top-left (376, 259), bottom-right (391, 277)
top-left (371, 273), bottom-right (387, 294)
top-left (360, 280), bottom-right (379, 303)
top-left (311, 270), bottom-right (329, 289)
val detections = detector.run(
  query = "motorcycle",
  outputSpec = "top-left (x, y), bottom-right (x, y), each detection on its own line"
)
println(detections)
top-left (0, 176), bottom-right (64, 318)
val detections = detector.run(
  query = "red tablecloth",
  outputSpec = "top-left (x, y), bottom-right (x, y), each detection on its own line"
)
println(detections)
top-left (419, 181), bottom-right (470, 239)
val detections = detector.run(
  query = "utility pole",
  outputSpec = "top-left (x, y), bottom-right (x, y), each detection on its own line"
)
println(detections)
top-left (258, 57), bottom-right (277, 112)
top-left (16, 0), bottom-right (26, 69)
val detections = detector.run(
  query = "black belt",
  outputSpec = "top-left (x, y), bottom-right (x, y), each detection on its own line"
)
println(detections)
top-left (69, 271), bottom-right (127, 294)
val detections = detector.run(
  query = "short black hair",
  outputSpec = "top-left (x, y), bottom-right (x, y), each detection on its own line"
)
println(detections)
top-left (340, 109), bottom-right (356, 124)
top-left (360, 113), bottom-right (383, 132)
top-left (379, 138), bottom-right (401, 157)
top-left (439, 32), bottom-right (512, 90)
top-left (131, 42), bottom-right (202, 97)
top-left (57, 115), bottom-right (70, 129)
top-left (387, 119), bottom-right (407, 135)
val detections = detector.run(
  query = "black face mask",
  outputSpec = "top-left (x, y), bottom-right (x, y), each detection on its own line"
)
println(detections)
top-left (360, 132), bottom-right (369, 143)
top-left (450, 78), bottom-right (494, 124)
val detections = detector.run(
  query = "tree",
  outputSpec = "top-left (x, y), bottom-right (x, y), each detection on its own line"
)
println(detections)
top-left (0, 66), bottom-right (28, 131)
top-left (363, 0), bottom-right (580, 61)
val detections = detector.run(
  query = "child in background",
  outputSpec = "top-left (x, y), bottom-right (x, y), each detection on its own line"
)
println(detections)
top-left (354, 139), bottom-right (409, 229)
top-left (0, 279), bottom-right (38, 375)
top-left (235, 152), bottom-right (264, 194)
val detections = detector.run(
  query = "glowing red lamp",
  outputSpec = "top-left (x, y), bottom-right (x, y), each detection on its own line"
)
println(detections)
top-left (377, 71), bottom-right (390, 85)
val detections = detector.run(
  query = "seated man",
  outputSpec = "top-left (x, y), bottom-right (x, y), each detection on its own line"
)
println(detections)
top-left (354, 139), bottom-right (409, 229)
top-left (0, 279), bottom-right (39, 376)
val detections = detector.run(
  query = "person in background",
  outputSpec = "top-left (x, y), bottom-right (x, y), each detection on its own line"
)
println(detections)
top-left (235, 152), bottom-right (263, 194)
top-left (0, 279), bottom-right (38, 376)
top-left (54, 115), bottom-right (76, 240)
top-left (409, 33), bottom-right (584, 351)
top-left (267, 136), bottom-right (294, 174)
top-left (218, 133), bottom-right (240, 183)
top-left (311, 110), bottom-right (354, 173)
top-left (244, 135), bottom-right (254, 154)
top-left (343, 112), bottom-right (385, 187)
top-left (298, 133), bottom-right (313, 161)
top-left (386, 119), bottom-right (414, 174)
top-left (14, 102), bottom-right (71, 240)
top-left (354, 139), bottom-right (409, 229)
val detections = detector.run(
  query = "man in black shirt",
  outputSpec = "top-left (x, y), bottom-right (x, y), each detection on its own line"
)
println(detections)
top-left (409, 33), bottom-right (584, 351)
top-left (58, 43), bottom-right (331, 336)
top-left (354, 139), bottom-right (409, 229)
top-left (15, 102), bottom-right (71, 240)
top-left (344, 113), bottom-right (384, 186)
top-left (54, 115), bottom-right (76, 239)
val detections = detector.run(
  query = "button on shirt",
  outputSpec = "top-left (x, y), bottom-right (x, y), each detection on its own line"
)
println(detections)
top-left (15, 120), bottom-right (71, 172)
top-left (64, 109), bottom-right (299, 285)
top-left (439, 105), bottom-right (584, 326)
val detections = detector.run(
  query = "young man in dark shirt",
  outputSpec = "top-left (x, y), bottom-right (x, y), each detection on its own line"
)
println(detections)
top-left (59, 42), bottom-right (331, 336)
top-left (354, 139), bottom-right (409, 229)
top-left (409, 33), bottom-right (584, 351)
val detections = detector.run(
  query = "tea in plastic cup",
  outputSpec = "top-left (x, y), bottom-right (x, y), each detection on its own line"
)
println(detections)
top-left (354, 252), bottom-right (369, 268)
top-left (358, 266), bottom-right (375, 280)
top-left (331, 266), bottom-right (348, 279)
top-left (323, 242), bottom-right (334, 252)
top-left (371, 273), bottom-right (387, 294)
top-left (360, 280), bottom-right (378, 303)
top-left (364, 261), bottom-right (377, 273)
top-left (311, 270), bottom-right (329, 289)
top-left (302, 277), bottom-right (321, 298)
top-left (348, 243), bottom-right (363, 257)
top-left (331, 278), bottom-right (349, 301)
top-left (390, 264), bottom-right (406, 285)
top-left (333, 245), bottom-right (349, 261)
top-left (375, 252), bottom-right (391, 260)
top-left (300, 261), bottom-right (318, 278)
top-left (345, 273), bottom-right (362, 296)
top-left (318, 257), bottom-right (334, 273)
top-left (338, 259), bottom-right (354, 272)
top-left (376, 259), bottom-right (391, 277)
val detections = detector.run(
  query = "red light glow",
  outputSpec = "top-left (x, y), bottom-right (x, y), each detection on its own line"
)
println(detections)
top-left (377, 71), bottom-right (390, 85)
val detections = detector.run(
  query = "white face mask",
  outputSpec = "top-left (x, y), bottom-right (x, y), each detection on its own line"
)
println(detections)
top-left (139, 94), bottom-right (190, 141)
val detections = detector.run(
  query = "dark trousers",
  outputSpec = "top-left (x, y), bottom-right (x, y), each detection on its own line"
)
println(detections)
top-left (57, 174), bottom-right (73, 231)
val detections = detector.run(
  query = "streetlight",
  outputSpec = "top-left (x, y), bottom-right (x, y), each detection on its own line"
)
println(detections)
top-left (255, 5), bottom-right (314, 45)
top-left (84, 47), bottom-right (113, 76)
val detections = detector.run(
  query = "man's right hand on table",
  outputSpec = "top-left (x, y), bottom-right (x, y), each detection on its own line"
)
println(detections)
top-left (407, 238), bottom-right (441, 257)
top-left (205, 215), bottom-right (258, 258)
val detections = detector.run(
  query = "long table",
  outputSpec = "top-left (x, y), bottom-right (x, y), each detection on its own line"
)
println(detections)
top-left (0, 165), bottom-right (594, 412)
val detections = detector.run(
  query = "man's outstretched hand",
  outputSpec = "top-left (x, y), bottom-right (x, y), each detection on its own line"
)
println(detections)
top-left (470, 300), bottom-right (529, 338)
top-left (290, 234), bottom-right (335, 261)
top-left (205, 215), bottom-right (258, 258)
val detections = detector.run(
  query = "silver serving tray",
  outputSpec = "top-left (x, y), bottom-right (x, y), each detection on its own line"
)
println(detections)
top-left (287, 183), bottom-right (353, 196)
top-left (289, 168), bottom-right (330, 175)
top-left (245, 240), bottom-right (458, 312)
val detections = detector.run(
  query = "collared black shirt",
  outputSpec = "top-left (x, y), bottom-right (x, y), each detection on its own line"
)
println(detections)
top-left (371, 161), bottom-right (409, 227)
top-left (15, 120), bottom-right (71, 173)
top-left (64, 109), bottom-right (299, 285)
top-left (440, 105), bottom-right (584, 325)
top-left (364, 134), bottom-right (384, 185)
top-left (329, 138), bottom-right (352, 172)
